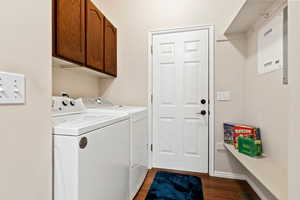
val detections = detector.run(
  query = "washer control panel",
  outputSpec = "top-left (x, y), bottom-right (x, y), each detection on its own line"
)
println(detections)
top-left (52, 96), bottom-right (85, 116)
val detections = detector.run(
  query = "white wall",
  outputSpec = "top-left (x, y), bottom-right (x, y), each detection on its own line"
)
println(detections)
top-left (53, 66), bottom-right (102, 97)
top-left (94, 0), bottom-right (245, 105)
top-left (233, 8), bottom-right (289, 199)
top-left (244, 26), bottom-right (289, 170)
top-left (288, 1), bottom-right (300, 199)
top-left (214, 35), bottom-right (246, 175)
top-left (0, 1), bottom-right (52, 200)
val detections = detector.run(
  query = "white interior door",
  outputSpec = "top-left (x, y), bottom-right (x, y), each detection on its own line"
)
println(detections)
top-left (153, 28), bottom-right (209, 173)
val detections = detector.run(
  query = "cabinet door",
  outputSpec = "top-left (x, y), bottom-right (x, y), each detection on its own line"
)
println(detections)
top-left (104, 19), bottom-right (117, 77)
top-left (86, 0), bottom-right (105, 72)
top-left (56, 0), bottom-right (85, 64)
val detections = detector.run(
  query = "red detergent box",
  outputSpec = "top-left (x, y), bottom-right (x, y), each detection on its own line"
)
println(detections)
top-left (224, 122), bottom-right (260, 148)
top-left (233, 125), bottom-right (260, 148)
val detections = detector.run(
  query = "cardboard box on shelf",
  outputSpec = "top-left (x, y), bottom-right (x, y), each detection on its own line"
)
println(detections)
top-left (224, 122), bottom-right (261, 148)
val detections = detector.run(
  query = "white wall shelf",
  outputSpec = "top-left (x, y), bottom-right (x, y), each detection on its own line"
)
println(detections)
top-left (52, 57), bottom-right (113, 79)
top-left (224, 143), bottom-right (287, 200)
top-left (224, 0), bottom-right (284, 35)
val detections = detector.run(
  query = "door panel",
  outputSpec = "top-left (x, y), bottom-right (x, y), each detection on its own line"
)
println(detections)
top-left (183, 119), bottom-right (201, 156)
top-left (159, 118), bottom-right (178, 155)
top-left (183, 62), bottom-right (202, 104)
top-left (184, 40), bottom-right (202, 61)
top-left (159, 64), bottom-right (176, 104)
top-left (104, 19), bottom-right (117, 76)
top-left (159, 42), bottom-right (175, 64)
top-left (153, 29), bottom-right (209, 173)
top-left (86, 0), bottom-right (105, 71)
top-left (56, 0), bottom-right (85, 64)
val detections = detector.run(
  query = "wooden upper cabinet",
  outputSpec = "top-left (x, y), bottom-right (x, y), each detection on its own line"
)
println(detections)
top-left (53, 0), bottom-right (118, 77)
top-left (56, 0), bottom-right (86, 64)
top-left (104, 19), bottom-right (117, 77)
top-left (86, 0), bottom-right (105, 72)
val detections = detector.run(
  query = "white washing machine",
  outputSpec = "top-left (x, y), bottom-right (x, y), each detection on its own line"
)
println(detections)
top-left (52, 96), bottom-right (130, 200)
top-left (81, 98), bottom-right (149, 199)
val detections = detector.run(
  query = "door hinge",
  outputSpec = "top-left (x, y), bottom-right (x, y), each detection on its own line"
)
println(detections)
top-left (151, 45), bottom-right (153, 55)
top-left (150, 144), bottom-right (153, 152)
top-left (150, 94), bottom-right (153, 104)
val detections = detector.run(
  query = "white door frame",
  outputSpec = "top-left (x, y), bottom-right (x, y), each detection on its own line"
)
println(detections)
top-left (147, 25), bottom-right (215, 176)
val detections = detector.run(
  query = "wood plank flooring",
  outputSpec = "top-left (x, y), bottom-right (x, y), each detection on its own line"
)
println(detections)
top-left (134, 168), bottom-right (260, 200)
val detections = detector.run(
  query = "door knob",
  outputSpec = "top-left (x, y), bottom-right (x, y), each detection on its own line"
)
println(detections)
top-left (196, 110), bottom-right (207, 116)
top-left (201, 99), bottom-right (206, 104)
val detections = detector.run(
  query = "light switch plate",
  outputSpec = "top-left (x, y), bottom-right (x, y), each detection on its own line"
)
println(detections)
top-left (216, 91), bottom-right (231, 101)
top-left (0, 72), bottom-right (25, 104)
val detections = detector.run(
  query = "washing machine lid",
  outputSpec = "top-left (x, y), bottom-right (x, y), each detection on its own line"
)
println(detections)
top-left (112, 106), bottom-right (147, 113)
top-left (88, 106), bottom-right (147, 114)
top-left (53, 111), bottom-right (129, 136)
top-left (86, 107), bottom-right (148, 123)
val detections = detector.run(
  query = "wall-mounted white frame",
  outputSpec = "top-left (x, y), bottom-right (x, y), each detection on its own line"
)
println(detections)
top-left (147, 25), bottom-right (215, 175)
top-left (257, 13), bottom-right (283, 74)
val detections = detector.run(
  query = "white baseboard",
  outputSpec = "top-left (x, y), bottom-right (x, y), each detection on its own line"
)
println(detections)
top-left (213, 171), bottom-right (246, 180)
top-left (245, 175), bottom-right (271, 200)
top-left (212, 171), bottom-right (273, 200)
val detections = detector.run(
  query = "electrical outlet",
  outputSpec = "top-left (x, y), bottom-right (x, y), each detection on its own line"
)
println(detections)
top-left (216, 142), bottom-right (226, 151)
top-left (0, 72), bottom-right (25, 104)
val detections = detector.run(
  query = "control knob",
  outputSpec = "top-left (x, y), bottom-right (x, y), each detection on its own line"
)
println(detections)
top-left (70, 100), bottom-right (76, 106)
top-left (62, 100), bottom-right (69, 106)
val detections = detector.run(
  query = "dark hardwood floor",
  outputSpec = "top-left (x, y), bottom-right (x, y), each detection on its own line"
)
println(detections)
top-left (134, 168), bottom-right (260, 200)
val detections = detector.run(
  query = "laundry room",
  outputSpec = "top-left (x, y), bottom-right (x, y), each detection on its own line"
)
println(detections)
top-left (0, 0), bottom-right (299, 200)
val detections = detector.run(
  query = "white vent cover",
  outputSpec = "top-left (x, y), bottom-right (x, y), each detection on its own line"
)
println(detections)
top-left (257, 13), bottom-right (283, 74)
